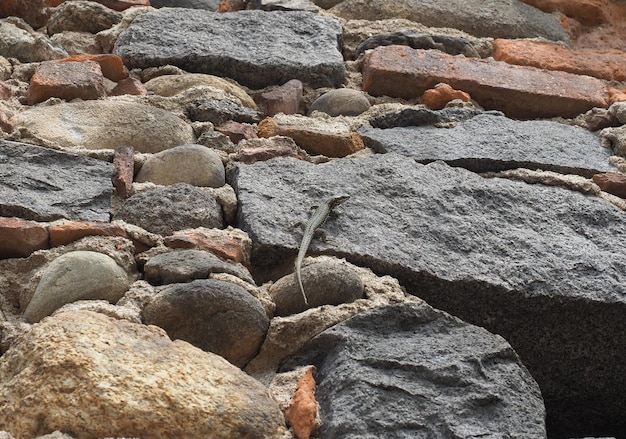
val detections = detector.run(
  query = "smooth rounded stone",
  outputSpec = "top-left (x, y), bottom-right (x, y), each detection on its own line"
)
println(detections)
top-left (135, 144), bottom-right (225, 187)
top-left (9, 99), bottom-right (195, 153)
top-left (143, 249), bottom-right (254, 285)
top-left (0, 19), bottom-right (68, 62)
top-left (281, 302), bottom-right (546, 437)
top-left (47, 1), bottom-right (122, 35)
top-left (144, 73), bottom-right (257, 109)
top-left (113, 183), bottom-right (224, 236)
top-left (308, 88), bottom-right (371, 117)
top-left (143, 279), bottom-right (269, 367)
top-left (270, 261), bottom-right (364, 316)
top-left (0, 310), bottom-right (287, 438)
top-left (23, 251), bottom-right (131, 323)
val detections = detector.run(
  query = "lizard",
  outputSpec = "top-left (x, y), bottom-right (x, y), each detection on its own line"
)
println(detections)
top-left (295, 195), bottom-right (350, 305)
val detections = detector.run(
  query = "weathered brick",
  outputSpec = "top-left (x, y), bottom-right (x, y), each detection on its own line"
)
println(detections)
top-left (0, 217), bottom-right (49, 259)
top-left (112, 146), bottom-right (135, 198)
top-left (259, 79), bottom-right (303, 116)
top-left (49, 221), bottom-right (128, 248)
top-left (593, 172), bottom-right (626, 198)
top-left (216, 121), bottom-right (258, 144)
top-left (422, 83), bottom-right (471, 110)
top-left (362, 45), bottom-right (609, 119)
top-left (57, 54), bottom-right (128, 82)
top-left (109, 77), bottom-right (147, 97)
top-left (164, 227), bottom-right (251, 266)
top-left (519, 0), bottom-right (610, 26)
top-left (493, 39), bottom-right (626, 81)
top-left (28, 61), bottom-right (107, 105)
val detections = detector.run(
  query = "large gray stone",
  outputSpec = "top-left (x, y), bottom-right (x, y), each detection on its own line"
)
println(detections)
top-left (150, 0), bottom-right (219, 8)
top-left (233, 153), bottom-right (626, 437)
top-left (113, 9), bottom-right (345, 88)
top-left (0, 18), bottom-right (67, 63)
top-left (330, 0), bottom-right (570, 42)
top-left (360, 112), bottom-right (615, 177)
top-left (0, 141), bottom-right (113, 222)
top-left (282, 303), bottom-right (546, 438)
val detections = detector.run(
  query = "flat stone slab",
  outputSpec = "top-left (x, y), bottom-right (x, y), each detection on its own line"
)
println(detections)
top-left (114, 9), bottom-right (345, 88)
top-left (362, 46), bottom-right (609, 119)
top-left (360, 112), bottom-right (615, 177)
top-left (282, 303), bottom-right (546, 437)
top-left (0, 141), bottom-right (113, 222)
top-left (234, 153), bottom-right (626, 437)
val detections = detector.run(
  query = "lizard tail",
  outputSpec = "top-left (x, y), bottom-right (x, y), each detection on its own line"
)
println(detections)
top-left (297, 270), bottom-right (309, 305)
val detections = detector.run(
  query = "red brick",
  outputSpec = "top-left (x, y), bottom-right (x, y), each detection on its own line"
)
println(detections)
top-left (593, 173), bottom-right (626, 198)
top-left (259, 79), bottom-right (303, 116)
top-left (109, 77), bottom-right (147, 97)
top-left (218, 0), bottom-right (249, 12)
top-left (112, 146), bottom-right (135, 198)
top-left (57, 54), bottom-right (128, 82)
top-left (0, 0), bottom-right (64, 28)
top-left (422, 83), bottom-right (470, 110)
top-left (215, 121), bottom-right (258, 143)
top-left (519, 0), bottom-right (610, 26)
top-left (0, 217), bottom-right (49, 259)
top-left (28, 61), bottom-right (106, 105)
top-left (286, 368), bottom-right (317, 439)
top-left (164, 228), bottom-right (251, 266)
top-left (493, 39), bottom-right (626, 82)
top-left (362, 45), bottom-right (609, 119)
top-left (49, 221), bottom-right (128, 248)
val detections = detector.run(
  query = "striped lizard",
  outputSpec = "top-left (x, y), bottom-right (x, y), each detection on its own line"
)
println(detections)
top-left (295, 195), bottom-right (349, 305)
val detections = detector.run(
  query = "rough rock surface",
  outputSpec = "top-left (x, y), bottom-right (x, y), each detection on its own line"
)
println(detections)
top-left (234, 153), bottom-right (626, 436)
top-left (10, 99), bottom-right (195, 152)
top-left (23, 251), bottom-right (131, 323)
top-left (360, 112), bottom-right (616, 177)
top-left (142, 279), bottom-right (269, 368)
top-left (282, 303), bottom-right (546, 438)
top-left (114, 9), bottom-right (345, 88)
top-left (113, 183), bottom-right (224, 236)
top-left (0, 141), bottom-right (112, 222)
top-left (0, 310), bottom-right (286, 438)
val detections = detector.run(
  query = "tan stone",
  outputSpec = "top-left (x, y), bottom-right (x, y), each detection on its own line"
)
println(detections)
top-left (0, 217), bottom-right (49, 259)
top-left (422, 83), bottom-right (471, 110)
top-left (27, 61), bottom-right (106, 105)
top-left (362, 45), bottom-right (609, 119)
top-left (164, 226), bottom-right (252, 266)
top-left (493, 38), bottom-right (626, 81)
top-left (0, 310), bottom-right (287, 438)
top-left (258, 114), bottom-right (364, 158)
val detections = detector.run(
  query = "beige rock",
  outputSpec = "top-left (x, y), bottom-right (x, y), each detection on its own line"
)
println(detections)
top-left (135, 144), bottom-right (225, 187)
top-left (23, 251), bottom-right (131, 323)
top-left (0, 18), bottom-right (68, 63)
top-left (258, 113), bottom-right (364, 158)
top-left (0, 310), bottom-right (287, 438)
top-left (49, 31), bottom-right (102, 55)
top-left (10, 98), bottom-right (195, 152)
top-left (0, 56), bottom-right (12, 81)
top-left (144, 73), bottom-right (257, 109)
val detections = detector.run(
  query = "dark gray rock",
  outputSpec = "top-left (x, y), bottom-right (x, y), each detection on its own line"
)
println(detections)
top-left (114, 9), bottom-right (345, 88)
top-left (330, 0), bottom-right (570, 42)
top-left (0, 140), bottom-right (112, 222)
top-left (143, 279), bottom-right (269, 368)
top-left (368, 106), bottom-right (489, 129)
top-left (113, 183), bottom-right (223, 236)
top-left (281, 303), bottom-right (546, 438)
top-left (357, 30), bottom-right (480, 57)
top-left (360, 113), bottom-right (615, 177)
top-left (250, 0), bottom-right (320, 12)
top-left (187, 98), bottom-right (261, 125)
top-left (144, 249), bottom-right (254, 285)
top-left (233, 153), bottom-right (626, 437)
top-left (150, 0), bottom-right (219, 8)
top-left (269, 260), bottom-right (364, 316)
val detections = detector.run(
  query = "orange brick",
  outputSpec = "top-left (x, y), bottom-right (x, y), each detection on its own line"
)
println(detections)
top-left (362, 45), bottom-right (608, 119)
top-left (519, 0), bottom-right (610, 26)
top-left (28, 61), bottom-right (106, 105)
top-left (0, 217), bottom-right (49, 259)
top-left (422, 83), bottom-right (471, 110)
top-left (593, 173), bottom-right (626, 198)
top-left (57, 54), bottom-right (128, 82)
top-left (49, 221), bottom-right (128, 248)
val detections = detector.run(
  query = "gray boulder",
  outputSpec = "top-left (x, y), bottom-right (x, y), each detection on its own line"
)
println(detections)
top-left (0, 141), bottom-right (112, 222)
top-left (113, 183), bottom-right (224, 236)
top-left (360, 112), bottom-right (615, 177)
top-left (113, 9), bottom-right (345, 88)
top-left (330, 0), bottom-right (570, 42)
top-left (282, 303), bottom-right (546, 437)
top-left (143, 279), bottom-right (269, 368)
top-left (233, 153), bottom-right (626, 437)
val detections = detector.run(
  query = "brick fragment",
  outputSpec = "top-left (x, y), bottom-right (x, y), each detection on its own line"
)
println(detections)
top-left (112, 146), bottom-right (135, 198)
top-left (110, 77), bottom-right (147, 97)
top-left (362, 45), bottom-right (608, 119)
top-left (0, 217), bottom-right (49, 259)
top-left (593, 173), bottom-right (626, 198)
top-left (422, 83), bottom-right (470, 110)
top-left (259, 79), bottom-right (303, 117)
top-left (286, 368), bottom-right (318, 439)
top-left (164, 227), bottom-right (251, 266)
top-left (493, 39), bottom-right (626, 81)
top-left (28, 61), bottom-right (106, 105)
top-left (519, 0), bottom-right (610, 26)
top-left (57, 54), bottom-right (128, 82)
top-left (216, 120), bottom-right (258, 143)
top-left (49, 221), bottom-right (128, 247)
top-left (218, 0), bottom-right (249, 12)
top-left (608, 88), bottom-right (626, 105)
top-left (0, 0), bottom-right (64, 28)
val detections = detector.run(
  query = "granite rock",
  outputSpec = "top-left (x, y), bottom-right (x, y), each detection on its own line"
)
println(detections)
top-left (113, 9), bottom-right (345, 88)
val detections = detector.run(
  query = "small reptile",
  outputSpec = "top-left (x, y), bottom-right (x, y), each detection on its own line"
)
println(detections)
top-left (295, 195), bottom-right (350, 305)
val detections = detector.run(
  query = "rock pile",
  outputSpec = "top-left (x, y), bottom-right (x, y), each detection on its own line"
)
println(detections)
top-left (1, 1), bottom-right (626, 438)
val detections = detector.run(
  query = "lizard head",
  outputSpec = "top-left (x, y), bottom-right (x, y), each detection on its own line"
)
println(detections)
top-left (329, 195), bottom-right (350, 208)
